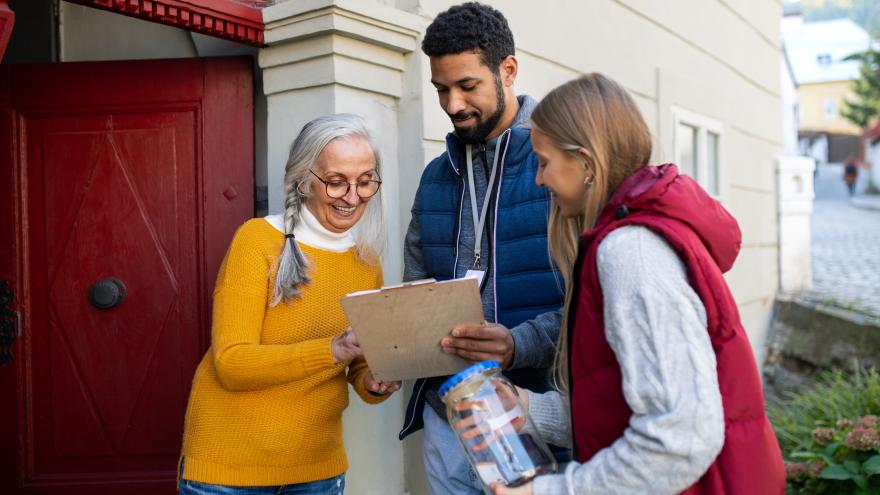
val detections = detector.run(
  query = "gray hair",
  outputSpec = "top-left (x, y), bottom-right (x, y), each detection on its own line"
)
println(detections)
top-left (272, 113), bottom-right (385, 305)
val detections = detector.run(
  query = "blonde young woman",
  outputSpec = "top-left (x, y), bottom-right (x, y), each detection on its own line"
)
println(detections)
top-left (493, 74), bottom-right (785, 494)
top-left (178, 114), bottom-right (399, 495)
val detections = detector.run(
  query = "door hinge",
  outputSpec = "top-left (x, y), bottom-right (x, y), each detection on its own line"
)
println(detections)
top-left (0, 280), bottom-right (20, 365)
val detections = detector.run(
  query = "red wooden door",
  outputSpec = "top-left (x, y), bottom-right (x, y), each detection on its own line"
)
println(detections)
top-left (0, 57), bottom-right (254, 494)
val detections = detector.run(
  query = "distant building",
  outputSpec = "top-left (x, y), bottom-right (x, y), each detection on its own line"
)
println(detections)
top-left (782, 14), bottom-right (871, 163)
top-left (781, 43), bottom-right (800, 155)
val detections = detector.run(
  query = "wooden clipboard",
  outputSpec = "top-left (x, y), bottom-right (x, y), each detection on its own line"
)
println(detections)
top-left (340, 277), bottom-right (484, 381)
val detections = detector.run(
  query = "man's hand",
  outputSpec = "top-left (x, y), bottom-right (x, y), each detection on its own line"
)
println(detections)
top-left (491, 481), bottom-right (533, 495)
top-left (331, 328), bottom-right (363, 365)
top-left (363, 370), bottom-right (401, 395)
top-left (440, 323), bottom-right (515, 368)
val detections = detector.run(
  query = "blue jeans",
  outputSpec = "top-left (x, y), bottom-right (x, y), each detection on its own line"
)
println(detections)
top-left (178, 474), bottom-right (345, 495)
top-left (422, 406), bottom-right (485, 495)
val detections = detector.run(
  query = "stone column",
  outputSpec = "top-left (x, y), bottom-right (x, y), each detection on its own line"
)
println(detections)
top-left (777, 155), bottom-right (816, 293)
top-left (259, 2), bottom-right (425, 493)
top-left (261, 0), bottom-right (424, 284)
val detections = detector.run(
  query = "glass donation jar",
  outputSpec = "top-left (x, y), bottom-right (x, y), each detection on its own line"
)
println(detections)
top-left (440, 360), bottom-right (557, 490)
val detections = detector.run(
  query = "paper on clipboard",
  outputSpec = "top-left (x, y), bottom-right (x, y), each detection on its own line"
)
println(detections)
top-left (340, 277), bottom-right (484, 381)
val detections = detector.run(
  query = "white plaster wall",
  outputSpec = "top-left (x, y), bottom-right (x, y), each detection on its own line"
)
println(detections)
top-left (60, 3), bottom-right (198, 61)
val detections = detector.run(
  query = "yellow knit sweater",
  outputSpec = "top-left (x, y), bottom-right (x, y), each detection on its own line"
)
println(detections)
top-left (180, 218), bottom-right (387, 486)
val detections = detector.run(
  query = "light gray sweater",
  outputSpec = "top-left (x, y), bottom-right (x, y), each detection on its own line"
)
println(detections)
top-left (529, 226), bottom-right (725, 495)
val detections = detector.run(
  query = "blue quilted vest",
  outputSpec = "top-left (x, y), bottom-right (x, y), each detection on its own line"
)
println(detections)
top-left (400, 127), bottom-right (563, 439)
top-left (413, 127), bottom-right (561, 325)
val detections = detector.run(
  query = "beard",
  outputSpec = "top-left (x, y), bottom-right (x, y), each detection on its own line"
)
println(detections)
top-left (450, 76), bottom-right (506, 145)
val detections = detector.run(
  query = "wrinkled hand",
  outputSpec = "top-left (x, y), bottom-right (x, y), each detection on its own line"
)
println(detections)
top-left (363, 370), bottom-right (401, 395)
top-left (331, 328), bottom-right (363, 365)
top-left (441, 323), bottom-right (515, 368)
top-left (491, 481), bottom-right (533, 495)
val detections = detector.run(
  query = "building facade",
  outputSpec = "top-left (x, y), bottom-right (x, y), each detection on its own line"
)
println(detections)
top-left (782, 15), bottom-right (871, 163)
top-left (1, 1), bottom-right (783, 494)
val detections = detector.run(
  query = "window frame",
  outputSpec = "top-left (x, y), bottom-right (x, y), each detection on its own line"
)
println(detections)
top-left (672, 106), bottom-right (725, 201)
top-left (823, 98), bottom-right (838, 119)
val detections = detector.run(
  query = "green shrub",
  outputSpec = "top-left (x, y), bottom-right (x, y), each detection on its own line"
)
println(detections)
top-left (767, 364), bottom-right (880, 494)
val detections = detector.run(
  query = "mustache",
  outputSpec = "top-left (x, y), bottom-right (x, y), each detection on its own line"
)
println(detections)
top-left (449, 111), bottom-right (478, 122)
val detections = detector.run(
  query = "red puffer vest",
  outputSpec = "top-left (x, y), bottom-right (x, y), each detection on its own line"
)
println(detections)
top-left (568, 164), bottom-right (784, 494)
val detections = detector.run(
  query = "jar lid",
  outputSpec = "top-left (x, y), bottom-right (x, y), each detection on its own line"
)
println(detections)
top-left (439, 360), bottom-right (500, 398)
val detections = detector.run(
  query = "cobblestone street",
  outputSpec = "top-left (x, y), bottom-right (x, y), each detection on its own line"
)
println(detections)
top-left (810, 163), bottom-right (880, 317)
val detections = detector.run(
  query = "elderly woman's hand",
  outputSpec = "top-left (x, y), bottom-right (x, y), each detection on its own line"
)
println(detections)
top-left (363, 371), bottom-right (401, 395)
top-left (331, 328), bottom-right (363, 365)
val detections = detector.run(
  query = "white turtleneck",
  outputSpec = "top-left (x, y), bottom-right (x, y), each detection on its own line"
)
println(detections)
top-left (263, 206), bottom-right (356, 253)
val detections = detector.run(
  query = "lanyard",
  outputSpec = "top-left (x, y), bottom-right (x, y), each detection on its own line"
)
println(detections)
top-left (465, 138), bottom-right (502, 268)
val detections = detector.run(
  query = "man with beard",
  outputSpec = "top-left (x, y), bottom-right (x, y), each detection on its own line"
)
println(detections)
top-left (398, 3), bottom-right (564, 494)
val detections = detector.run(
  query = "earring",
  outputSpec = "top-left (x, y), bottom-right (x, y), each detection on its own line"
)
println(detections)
top-left (581, 157), bottom-right (594, 188)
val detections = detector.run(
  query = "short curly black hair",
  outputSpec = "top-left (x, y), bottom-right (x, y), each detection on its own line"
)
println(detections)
top-left (421, 2), bottom-right (515, 74)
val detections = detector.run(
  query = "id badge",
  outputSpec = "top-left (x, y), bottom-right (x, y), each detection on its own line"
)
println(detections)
top-left (464, 269), bottom-right (486, 287)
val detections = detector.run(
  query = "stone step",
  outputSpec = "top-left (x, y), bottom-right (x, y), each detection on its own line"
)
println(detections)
top-left (763, 295), bottom-right (880, 398)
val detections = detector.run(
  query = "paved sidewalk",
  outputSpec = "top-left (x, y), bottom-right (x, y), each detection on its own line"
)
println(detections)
top-left (809, 164), bottom-right (880, 317)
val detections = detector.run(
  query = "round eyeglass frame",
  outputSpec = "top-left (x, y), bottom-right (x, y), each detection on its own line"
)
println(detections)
top-left (309, 169), bottom-right (383, 199)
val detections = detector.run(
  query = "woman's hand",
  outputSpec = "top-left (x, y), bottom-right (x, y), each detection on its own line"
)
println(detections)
top-left (363, 370), bottom-right (401, 395)
top-left (451, 382), bottom-right (527, 452)
top-left (491, 481), bottom-right (533, 495)
top-left (516, 385), bottom-right (529, 409)
top-left (331, 328), bottom-right (363, 365)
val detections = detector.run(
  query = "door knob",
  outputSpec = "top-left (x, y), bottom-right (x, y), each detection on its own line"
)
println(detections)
top-left (89, 278), bottom-right (126, 310)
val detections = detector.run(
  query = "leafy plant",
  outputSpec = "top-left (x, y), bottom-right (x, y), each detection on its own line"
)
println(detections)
top-left (768, 364), bottom-right (880, 494)
top-left (840, 44), bottom-right (880, 131)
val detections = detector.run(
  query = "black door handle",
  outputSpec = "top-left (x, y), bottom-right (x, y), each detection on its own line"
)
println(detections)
top-left (89, 278), bottom-right (127, 310)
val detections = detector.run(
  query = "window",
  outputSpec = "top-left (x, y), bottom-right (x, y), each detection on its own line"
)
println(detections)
top-left (673, 108), bottom-right (723, 197)
top-left (706, 131), bottom-right (720, 196)
top-left (824, 98), bottom-right (838, 119)
top-left (816, 53), bottom-right (833, 66)
top-left (676, 123), bottom-right (698, 177)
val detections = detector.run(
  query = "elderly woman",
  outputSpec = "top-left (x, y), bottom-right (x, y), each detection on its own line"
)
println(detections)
top-left (178, 114), bottom-right (398, 495)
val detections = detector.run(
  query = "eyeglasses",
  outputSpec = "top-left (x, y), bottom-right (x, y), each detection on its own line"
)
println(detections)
top-left (309, 170), bottom-right (383, 199)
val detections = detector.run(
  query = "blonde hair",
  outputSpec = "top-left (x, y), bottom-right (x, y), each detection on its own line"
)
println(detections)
top-left (531, 73), bottom-right (652, 392)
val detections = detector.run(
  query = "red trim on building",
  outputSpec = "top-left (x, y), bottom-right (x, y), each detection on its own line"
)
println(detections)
top-left (0, 0), bottom-right (14, 60)
top-left (64, 0), bottom-right (264, 46)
